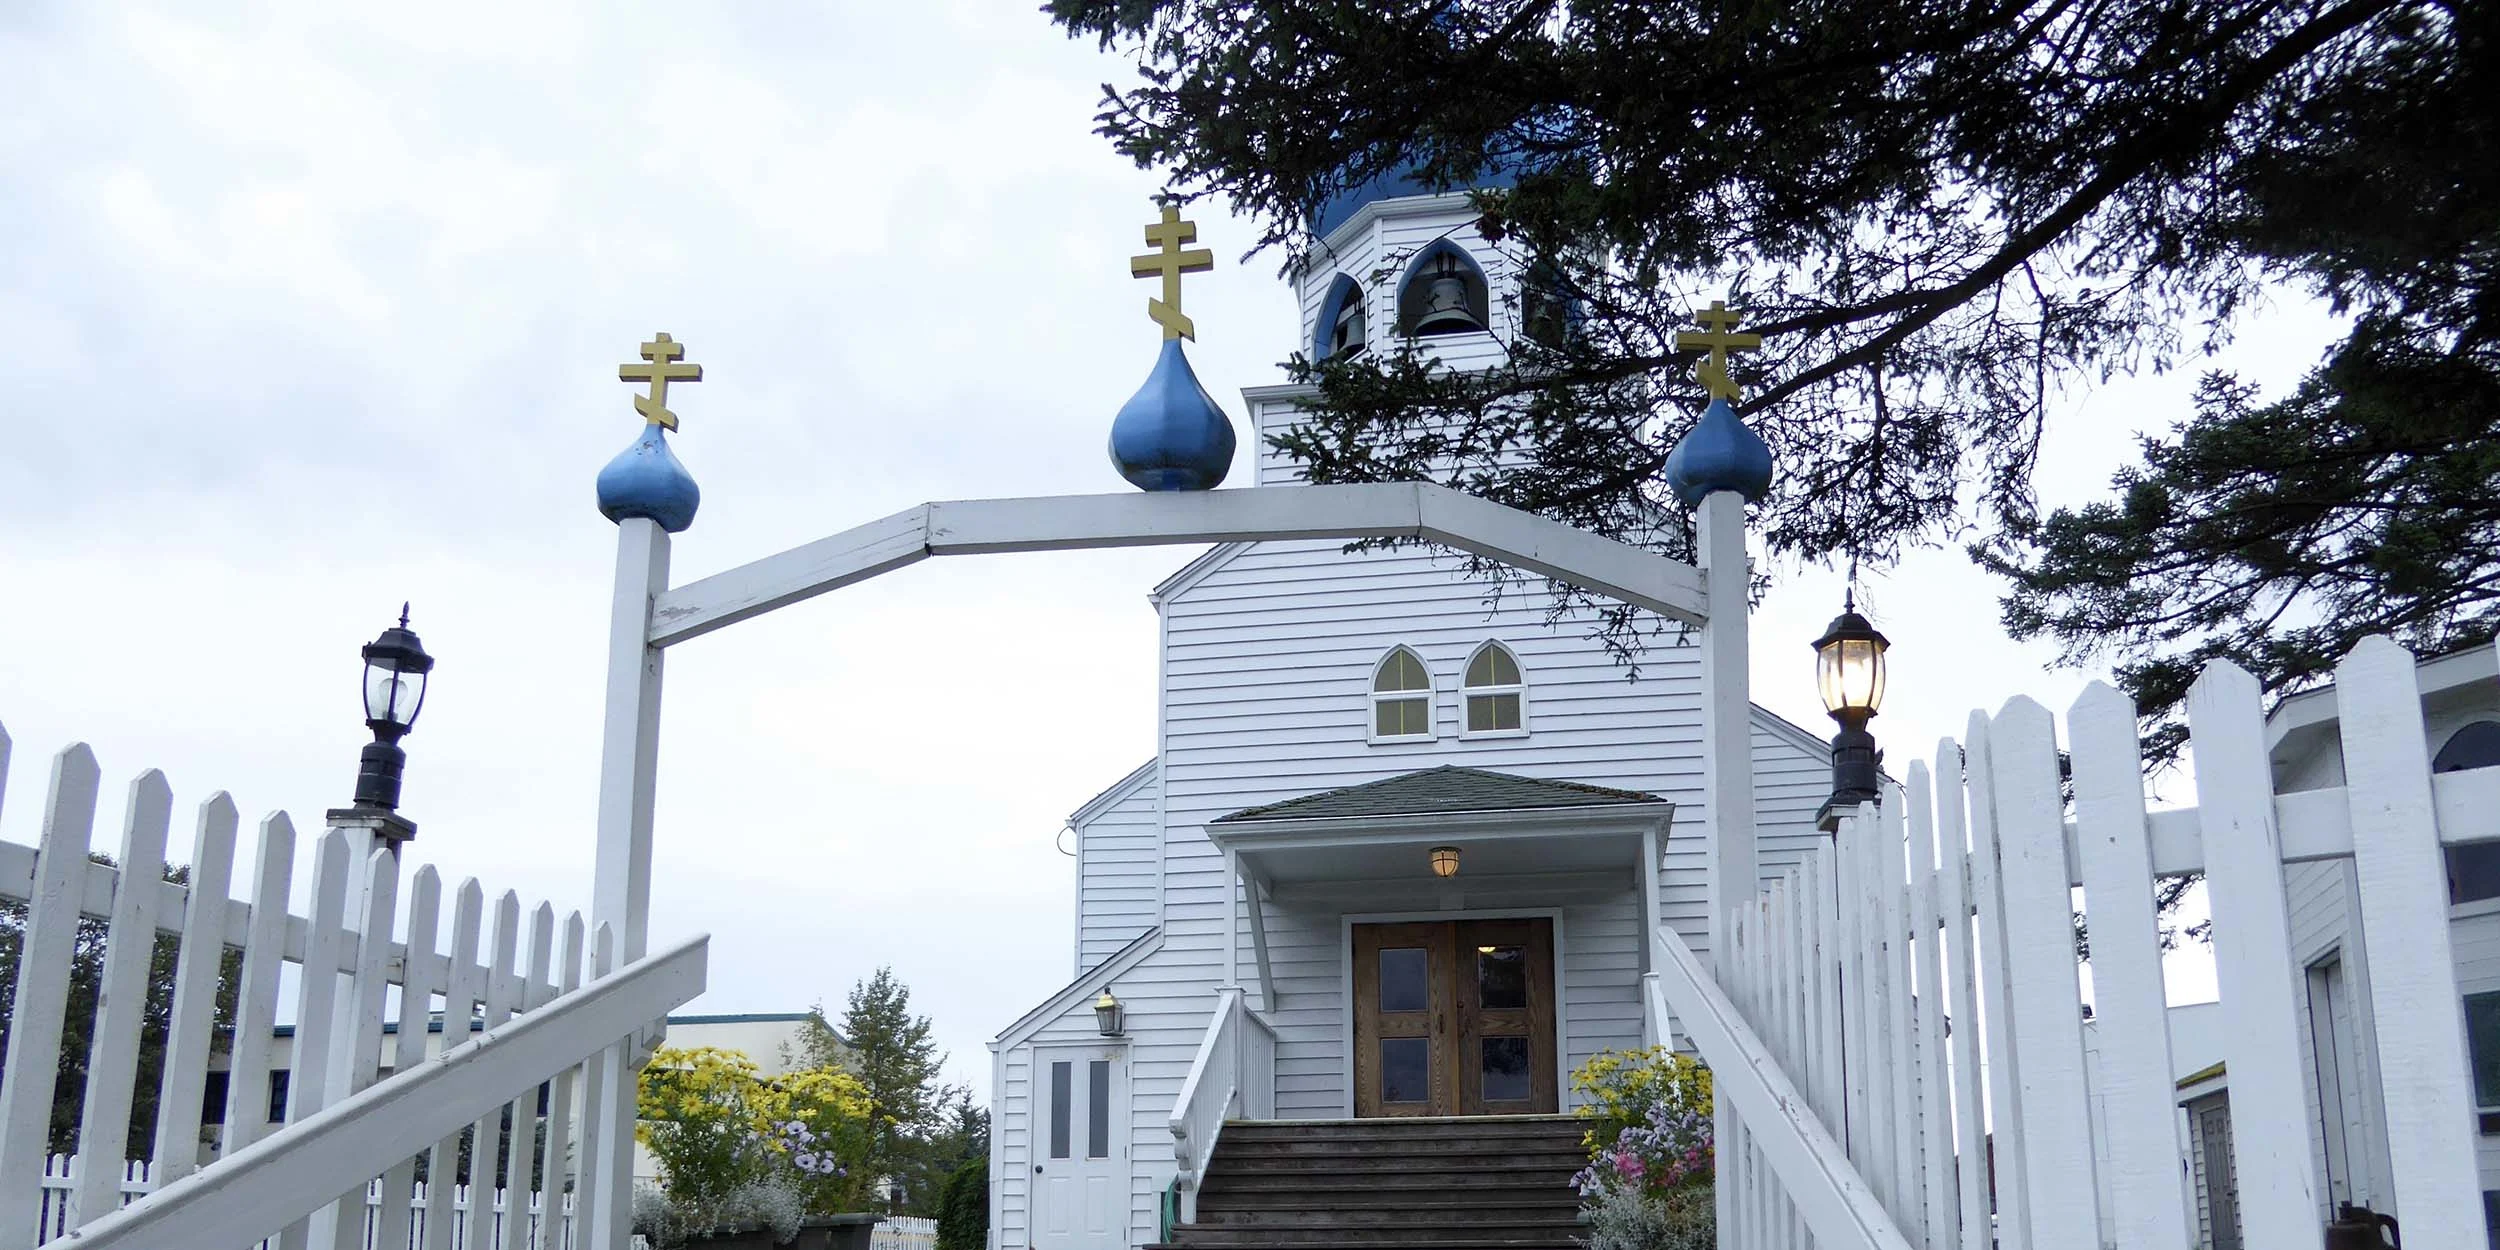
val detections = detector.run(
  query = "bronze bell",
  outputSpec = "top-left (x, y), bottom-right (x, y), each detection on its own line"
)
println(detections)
top-left (2324, 1202), bottom-right (2399, 1250)
top-left (1411, 256), bottom-right (1486, 335)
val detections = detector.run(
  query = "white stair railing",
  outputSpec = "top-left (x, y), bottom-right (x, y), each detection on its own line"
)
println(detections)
top-left (1167, 988), bottom-right (1276, 1223)
top-left (0, 715), bottom-right (710, 1250)
top-left (64, 931), bottom-right (703, 1249)
top-left (1666, 637), bottom-right (2490, 1250)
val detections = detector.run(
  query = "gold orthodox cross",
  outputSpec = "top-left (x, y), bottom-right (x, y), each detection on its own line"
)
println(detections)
top-left (1130, 203), bottom-right (1216, 341)
top-left (619, 333), bottom-right (702, 431)
top-left (1672, 301), bottom-right (1763, 401)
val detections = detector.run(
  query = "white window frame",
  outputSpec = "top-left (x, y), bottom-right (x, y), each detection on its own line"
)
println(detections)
top-left (1459, 640), bottom-right (1529, 739)
top-left (1368, 646), bottom-right (1437, 745)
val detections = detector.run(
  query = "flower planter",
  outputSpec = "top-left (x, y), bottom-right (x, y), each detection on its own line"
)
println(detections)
top-left (670, 1213), bottom-right (881, 1250)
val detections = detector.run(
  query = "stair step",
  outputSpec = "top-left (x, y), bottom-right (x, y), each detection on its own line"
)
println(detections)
top-left (1196, 1202), bottom-right (1581, 1226)
top-left (1222, 1115), bottom-right (1580, 1136)
top-left (1158, 1230), bottom-right (1583, 1248)
top-left (1204, 1172), bottom-right (1579, 1195)
top-left (1215, 1134), bottom-right (1589, 1157)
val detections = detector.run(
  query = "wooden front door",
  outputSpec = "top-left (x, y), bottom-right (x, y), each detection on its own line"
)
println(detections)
top-left (1352, 919), bottom-right (1557, 1116)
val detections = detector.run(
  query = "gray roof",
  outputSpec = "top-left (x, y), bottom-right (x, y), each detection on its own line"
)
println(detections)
top-left (1213, 766), bottom-right (1666, 824)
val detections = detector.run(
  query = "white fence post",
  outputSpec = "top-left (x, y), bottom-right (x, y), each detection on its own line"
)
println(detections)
top-left (151, 792), bottom-right (239, 1184)
top-left (377, 865), bottom-right (445, 1250)
top-left (2330, 637), bottom-right (2483, 1239)
top-left (1926, 740), bottom-right (1992, 1250)
top-left (0, 744), bottom-right (104, 1240)
top-left (2186, 660), bottom-right (2326, 1250)
top-left (67, 769), bottom-right (173, 1230)
top-left (2066, 683), bottom-right (2190, 1248)
top-left (1981, 698), bottom-right (2099, 1250)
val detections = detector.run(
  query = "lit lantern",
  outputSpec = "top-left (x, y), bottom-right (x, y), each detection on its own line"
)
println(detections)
top-left (1429, 846), bottom-right (1461, 878)
top-left (1812, 598), bottom-right (1889, 831)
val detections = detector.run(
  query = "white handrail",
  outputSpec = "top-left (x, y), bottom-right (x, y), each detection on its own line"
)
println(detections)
top-left (60, 933), bottom-right (708, 1250)
top-left (1168, 988), bottom-right (1254, 1225)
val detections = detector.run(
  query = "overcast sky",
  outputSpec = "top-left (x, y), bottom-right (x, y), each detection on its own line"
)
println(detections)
top-left (0, 3), bottom-right (2345, 1096)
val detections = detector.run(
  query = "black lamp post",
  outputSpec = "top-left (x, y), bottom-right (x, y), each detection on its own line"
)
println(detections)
top-left (327, 605), bottom-right (433, 853)
top-left (1812, 595), bottom-right (1889, 832)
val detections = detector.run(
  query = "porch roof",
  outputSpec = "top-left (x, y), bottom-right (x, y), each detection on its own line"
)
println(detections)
top-left (1212, 766), bottom-right (1665, 824)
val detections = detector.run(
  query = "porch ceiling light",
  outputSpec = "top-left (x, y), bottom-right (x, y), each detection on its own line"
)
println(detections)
top-left (1429, 846), bottom-right (1461, 878)
top-left (1094, 990), bottom-right (1125, 1037)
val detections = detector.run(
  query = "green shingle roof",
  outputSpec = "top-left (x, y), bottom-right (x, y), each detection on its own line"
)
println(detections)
top-left (1213, 766), bottom-right (1666, 824)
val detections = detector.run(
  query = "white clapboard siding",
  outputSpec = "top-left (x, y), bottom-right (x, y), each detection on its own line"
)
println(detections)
top-left (0, 715), bottom-right (698, 1250)
top-left (1655, 639), bottom-right (2489, 1250)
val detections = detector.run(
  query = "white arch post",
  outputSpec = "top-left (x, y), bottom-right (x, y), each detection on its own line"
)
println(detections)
top-left (583, 480), bottom-right (1757, 1230)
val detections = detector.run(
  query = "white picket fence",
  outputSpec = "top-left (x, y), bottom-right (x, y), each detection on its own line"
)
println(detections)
top-left (1652, 639), bottom-right (2491, 1249)
top-left (0, 716), bottom-right (709, 1249)
top-left (868, 1215), bottom-right (937, 1250)
top-left (34, 1157), bottom-right (579, 1249)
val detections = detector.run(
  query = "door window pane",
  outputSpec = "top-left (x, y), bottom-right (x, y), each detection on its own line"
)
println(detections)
top-left (1481, 1036), bottom-right (1531, 1102)
top-left (1381, 1038), bottom-right (1429, 1104)
top-left (1477, 945), bottom-right (1527, 1009)
top-left (1049, 1061), bottom-right (1072, 1159)
top-left (1378, 947), bottom-right (1429, 1012)
top-left (1087, 1060), bottom-right (1111, 1159)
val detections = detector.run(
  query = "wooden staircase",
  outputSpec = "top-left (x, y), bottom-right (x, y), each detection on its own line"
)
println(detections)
top-left (1153, 1115), bottom-right (1588, 1248)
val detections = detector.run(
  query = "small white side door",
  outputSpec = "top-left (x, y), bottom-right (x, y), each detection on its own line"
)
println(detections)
top-left (1032, 1043), bottom-right (1129, 1250)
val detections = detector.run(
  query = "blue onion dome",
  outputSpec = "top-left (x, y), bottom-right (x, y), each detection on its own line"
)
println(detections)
top-left (1662, 396), bottom-right (1774, 507)
top-left (596, 422), bottom-right (701, 532)
top-left (1309, 155), bottom-right (1523, 240)
top-left (1108, 338), bottom-right (1237, 492)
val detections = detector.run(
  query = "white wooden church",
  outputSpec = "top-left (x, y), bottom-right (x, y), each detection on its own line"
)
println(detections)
top-left (984, 176), bottom-right (1837, 1250)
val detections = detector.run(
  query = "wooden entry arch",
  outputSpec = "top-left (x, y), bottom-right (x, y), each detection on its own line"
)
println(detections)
top-left (581, 479), bottom-right (1758, 1212)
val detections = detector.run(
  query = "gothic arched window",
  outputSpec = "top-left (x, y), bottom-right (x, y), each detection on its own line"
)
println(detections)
top-left (1521, 258), bottom-right (1580, 349)
top-left (1396, 240), bottom-right (1491, 337)
top-left (1371, 646), bottom-right (1434, 742)
top-left (1462, 642), bottom-right (1525, 735)
top-left (1315, 274), bottom-right (1369, 361)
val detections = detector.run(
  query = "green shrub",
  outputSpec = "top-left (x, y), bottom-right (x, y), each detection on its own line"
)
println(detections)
top-left (935, 1156), bottom-right (989, 1250)
top-left (1582, 1179), bottom-right (1715, 1250)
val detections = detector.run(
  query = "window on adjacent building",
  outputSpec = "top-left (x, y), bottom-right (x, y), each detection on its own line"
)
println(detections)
top-left (1372, 647), bottom-right (1434, 741)
top-left (267, 1069), bottom-right (291, 1124)
top-left (1463, 642), bottom-right (1525, 735)
top-left (2433, 721), bottom-right (2500, 906)
top-left (2467, 990), bottom-right (2500, 1122)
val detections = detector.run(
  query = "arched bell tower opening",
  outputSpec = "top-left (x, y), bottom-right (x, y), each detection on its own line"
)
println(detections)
top-left (1313, 273), bottom-right (1370, 361)
top-left (1395, 239), bottom-right (1491, 338)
